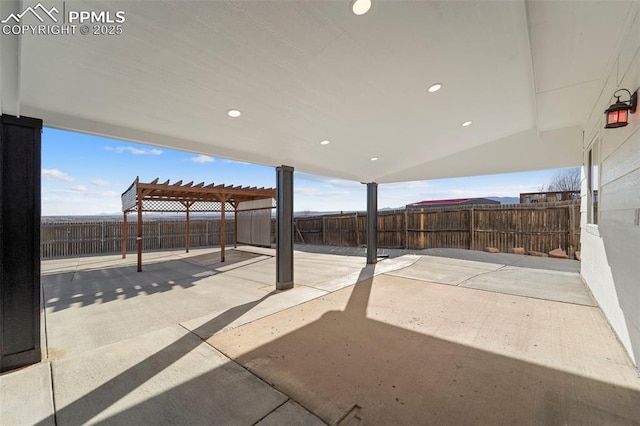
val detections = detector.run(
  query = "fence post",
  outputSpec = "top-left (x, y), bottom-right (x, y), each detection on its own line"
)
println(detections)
top-left (122, 214), bottom-right (128, 258)
top-left (420, 208), bottom-right (425, 248)
top-left (101, 222), bottom-right (105, 253)
top-left (404, 210), bottom-right (409, 249)
top-left (568, 204), bottom-right (574, 259)
top-left (354, 213), bottom-right (360, 246)
top-left (469, 207), bottom-right (475, 250)
top-left (322, 216), bottom-right (326, 244)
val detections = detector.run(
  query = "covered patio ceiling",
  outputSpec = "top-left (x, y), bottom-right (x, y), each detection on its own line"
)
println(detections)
top-left (0, 0), bottom-right (634, 182)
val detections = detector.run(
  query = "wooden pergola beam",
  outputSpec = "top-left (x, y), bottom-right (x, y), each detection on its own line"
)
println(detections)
top-left (136, 182), bottom-right (275, 199)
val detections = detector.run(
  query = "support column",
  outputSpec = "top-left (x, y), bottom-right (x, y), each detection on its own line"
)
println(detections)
top-left (185, 202), bottom-right (190, 253)
top-left (122, 212), bottom-right (127, 258)
top-left (233, 204), bottom-right (238, 248)
top-left (276, 165), bottom-right (294, 290)
top-left (366, 182), bottom-right (378, 265)
top-left (220, 198), bottom-right (226, 262)
top-left (0, 114), bottom-right (42, 372)
top-left (137, 189), bottom-right (143, 272)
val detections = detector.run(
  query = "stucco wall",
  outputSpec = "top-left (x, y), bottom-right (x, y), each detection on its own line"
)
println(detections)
top-left (581, 3), bottom-right (640, 365)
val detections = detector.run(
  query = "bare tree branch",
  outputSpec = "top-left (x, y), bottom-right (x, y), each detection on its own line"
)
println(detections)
top-left (548, 168), bottom-right (580, 192)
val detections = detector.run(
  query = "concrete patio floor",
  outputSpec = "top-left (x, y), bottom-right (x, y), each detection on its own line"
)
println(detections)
top-left (2, 246), bottom-right (639, 425)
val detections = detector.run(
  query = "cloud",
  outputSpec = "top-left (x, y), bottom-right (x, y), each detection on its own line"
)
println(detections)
top-left (42, 168), bottom-right (73, 182)
top-left (105, 146), bottom-right (163, 155)
top-left (91, 178), bottom-right (110, 186)
top-left (224, 159), bottom-right (250, 165)
top-left (191, 155), bottom-right (215, 163)
top-left (51, 187), bottom-right (118, 197)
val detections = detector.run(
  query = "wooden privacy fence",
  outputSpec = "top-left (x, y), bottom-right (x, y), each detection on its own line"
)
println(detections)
top-left (41, 201), bottom-right (581, 259)
top-left (294, 201), bottom-right (581, 258)
top-left (41, 220), bottom-right (235, 259)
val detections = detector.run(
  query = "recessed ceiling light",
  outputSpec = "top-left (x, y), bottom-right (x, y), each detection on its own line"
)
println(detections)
top-left (370, 157), bottom-right (379, 161)
top-left (461, 120), bottom-right (473, 127)
top-left (227, 109), bottom-right (241, 118)
top-left (428, 83), bottom-right (442, 93)
top-left (320, 140), bottom-right (330, 145)
top-left (351, 0), bottom-right (372, 15)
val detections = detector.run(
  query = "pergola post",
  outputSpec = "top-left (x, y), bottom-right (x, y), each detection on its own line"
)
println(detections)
top-left (137, 186), bottom-right (143, 272)
top-left (122, 212), bottom-right (127, 258)
top-left (366, 182), bottom-right (378, 265)
top-left (233, 203), bottom-right (238, 249)
top-left (220, 197), bottom-right (226, 262)
top-left (276, 165), bottom-right (294, 290)
top-left (0, 114), bottom-right (42, 372)
top-left (185, 202), bottom-right (190, 253)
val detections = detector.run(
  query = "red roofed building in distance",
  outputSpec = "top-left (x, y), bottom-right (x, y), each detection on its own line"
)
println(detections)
top-left (406, 198), bottom-right (500, 209)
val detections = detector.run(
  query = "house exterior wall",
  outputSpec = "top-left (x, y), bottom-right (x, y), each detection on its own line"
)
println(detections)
top-left (581, 2), bottom-right (640, 365)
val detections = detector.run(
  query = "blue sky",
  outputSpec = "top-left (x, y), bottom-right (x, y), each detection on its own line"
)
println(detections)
top-left (42, 128), bottom-right (560, 216)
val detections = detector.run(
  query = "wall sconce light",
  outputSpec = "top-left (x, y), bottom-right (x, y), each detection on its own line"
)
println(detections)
top-left (604, 89), bottom-right (637, 128)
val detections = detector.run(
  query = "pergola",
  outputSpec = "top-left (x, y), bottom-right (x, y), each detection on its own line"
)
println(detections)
top-left (121, 177), bottom-right (276, 272)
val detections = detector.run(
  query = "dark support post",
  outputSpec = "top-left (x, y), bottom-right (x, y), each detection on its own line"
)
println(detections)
top-left (276, 165), bottom-right (294, 290)
top-left (185, 202), bottom-right (190, 253)
top-left (137, 187), bottom-right (143, 272)
top-left (122, 212), bottom-right (127, 258)
top-left (0, 114), bottom-right (42, 372)
top-left (366, 182), bottom-right (378, 265)
top-left (220, 198), bottom-right (226, 262)
top-left (233, 204), bottom-right (238, 248)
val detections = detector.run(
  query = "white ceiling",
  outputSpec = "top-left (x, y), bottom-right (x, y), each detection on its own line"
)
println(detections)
top-left (1, 0), bottom-right (634, 183)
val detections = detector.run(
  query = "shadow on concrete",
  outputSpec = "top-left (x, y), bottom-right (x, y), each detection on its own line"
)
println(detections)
top-left (181, 250), bottom-right (270, 270)
top-left (214, 266), bottom-right (640, 424)
top-left (42, 251), bottom-right (265, 313)
top-left (421, 248), bottom-right (581, 273)
top-left (36, 292), bottom-right (278, 426)
top-left (40, 260), bottom-right (640, 424)
top-left (294, 244), bottom-right (580, 273)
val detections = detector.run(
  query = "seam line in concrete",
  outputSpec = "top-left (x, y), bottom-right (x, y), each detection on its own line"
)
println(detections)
top-left (299, 283), bottom-right (336, 293)
top-left (457, 265), bottom-right (508, 287)
top-left (222, 273), bottom-right (281, 287)
top-left (41, 282), bottom-right (50, 360)
top-left (182, 323), bottom-right (323, 425)
top-left (250, 398), bottom-right (290, 425)
top-left (48, 362), bottom-right (58, 426)
top-left (68, 259), bottom-right (79, 283)
top-left (376, 255), bottom-right (430, 276)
